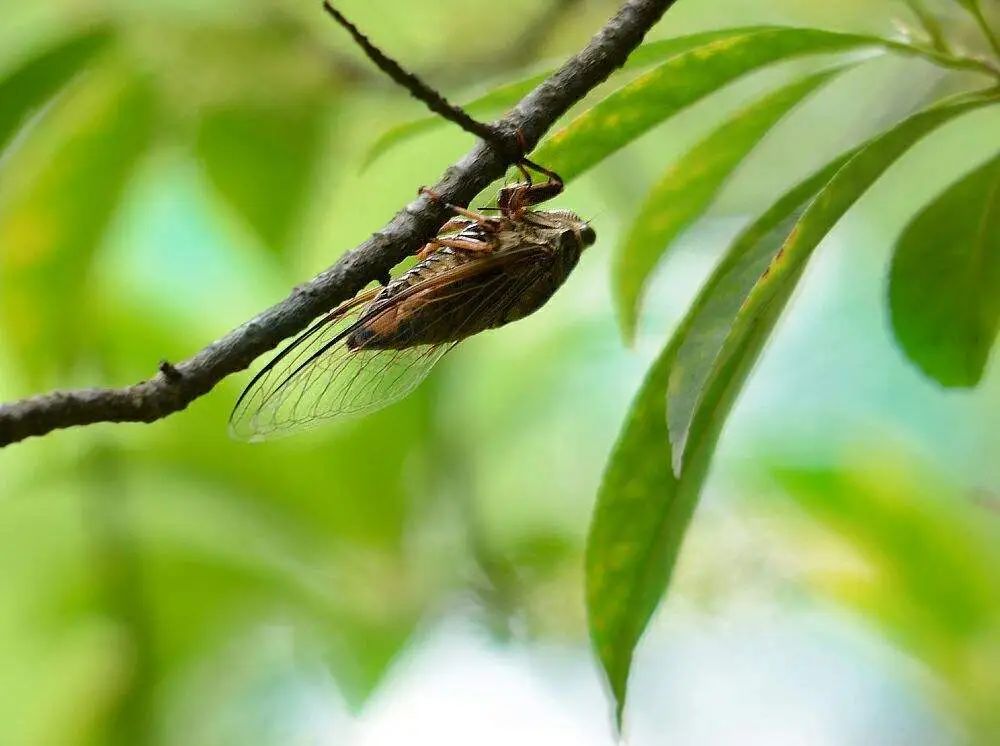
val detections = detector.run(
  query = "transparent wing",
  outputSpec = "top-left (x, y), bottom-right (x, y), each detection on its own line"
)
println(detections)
top-left (229, 289), bottom-right (383, 440)
top-left (229, 248), bottom-right (550, 441)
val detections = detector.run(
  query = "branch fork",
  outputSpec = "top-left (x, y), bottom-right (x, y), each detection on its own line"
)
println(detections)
top-left (0, 0), bottom-right (679, 447)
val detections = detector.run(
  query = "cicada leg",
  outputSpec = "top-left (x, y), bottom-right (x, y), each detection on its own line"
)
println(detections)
top-left (417, 235), bottom-right (496, 260)
top-left (438, 217), bottom-right (476, 234)
top-left (420, 187), bottom-right (500, 231)
top-left (498, 156), bottom-right (564, 218)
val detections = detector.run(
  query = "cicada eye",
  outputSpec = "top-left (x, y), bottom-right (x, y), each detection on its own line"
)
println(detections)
top-left (560, 225), bottom-right (596, 250)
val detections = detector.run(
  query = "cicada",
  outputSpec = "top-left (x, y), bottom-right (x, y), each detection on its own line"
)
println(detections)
top-left (230, 161), bottom-right (595, 440)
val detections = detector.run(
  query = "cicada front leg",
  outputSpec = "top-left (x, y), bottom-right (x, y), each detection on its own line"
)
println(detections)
top-left (416, 186), bottom-right (504, 259)
top-left (497, 158), bottom-right (564, 218)
top-left (417, 234), bottom-right (496, 260)
top-left (419, 187), bottom-right (501, 231)
top-left (438, 217), bottom-right (475, 234)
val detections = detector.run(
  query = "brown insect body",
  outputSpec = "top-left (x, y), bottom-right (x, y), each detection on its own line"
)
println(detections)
top-left (231, 165), bottom-right (595, 440)
top-left (349, 209), bottom-right (593, 350)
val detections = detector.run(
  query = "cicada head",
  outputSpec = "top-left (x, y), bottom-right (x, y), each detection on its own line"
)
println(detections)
top-left (567, 219), bottom-right (597, 251)
top-left (526, 209), bottom-right (596, 255)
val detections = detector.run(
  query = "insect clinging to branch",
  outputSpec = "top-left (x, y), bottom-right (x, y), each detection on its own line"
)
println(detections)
top-left (229, 3), bottom-right (597, 440)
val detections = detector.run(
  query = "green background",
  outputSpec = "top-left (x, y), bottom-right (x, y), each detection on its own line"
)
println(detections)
top-left (0, 1), bottom-right (997, 744)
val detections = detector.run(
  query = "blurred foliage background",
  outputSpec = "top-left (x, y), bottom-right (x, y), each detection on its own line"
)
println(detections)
top-left (0, 1), bottom-right (997, 744)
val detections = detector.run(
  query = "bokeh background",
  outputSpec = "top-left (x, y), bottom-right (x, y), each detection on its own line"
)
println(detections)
top-left (1, 1), bottom-right (997, 744)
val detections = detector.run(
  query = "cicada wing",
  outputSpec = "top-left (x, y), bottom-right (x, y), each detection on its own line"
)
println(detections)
top-left (228, 289), bottom-right (382, 440)
top-left (232, 340), bottom-right (448, 441)
top-left (230, 246), bottom-right (552, 441)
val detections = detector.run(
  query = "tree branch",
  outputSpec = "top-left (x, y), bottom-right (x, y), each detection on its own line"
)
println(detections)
top-left (0, 0), bottom-right (678, 448)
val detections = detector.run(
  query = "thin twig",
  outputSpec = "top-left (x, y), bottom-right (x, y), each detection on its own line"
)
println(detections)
top-left (321, 1), bottom-right (517, 158)
top-left (0, 0), bottom-right (680, 448)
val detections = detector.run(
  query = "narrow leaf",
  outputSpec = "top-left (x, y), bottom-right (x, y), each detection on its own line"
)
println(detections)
top-left (586, 345), bottom-right (677, 729)
top-left (0, 69), bottom-right (155, 379)
top-left (586, 93), bottom-right (995, 729)
top-left (0, 26), bottom-right (112, 155)
top-left (889, 153), bottom-right (1000, 387)
top-left (665, 153), bottom-right (855, 475)
top-left (195, 100), bottom-right (328, 255)
top-left (675, 94), bottom-right (997, 477)
top-left (534, 27), bottom-right (877, 181)
top-left (902, 0), bottom-right (950, 53)
top-left (361, 28), bottom-right (781, 169)
top-left (951, 1), bottom-right (1000, 60)
top-left (614, 66), bottom-right (851, 341)
top-left (586, 156), bottom-right (845, 729)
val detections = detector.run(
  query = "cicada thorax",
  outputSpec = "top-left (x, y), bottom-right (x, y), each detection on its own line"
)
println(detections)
top-left (345, 246), bottom-right (504, 349)
top-left (346, 216), bottom-right (583, 350)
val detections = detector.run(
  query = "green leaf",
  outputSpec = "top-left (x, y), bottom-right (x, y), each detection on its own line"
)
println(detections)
top-left (673, 93), bottom-right (997, 476)
top-left (0, 26), bottom-right (112, 155)
top-left (951, 2), bottom-right (1000, 62)
top-left (586, 345), bottom-right (677, 729)
top-left (586, 156), bottom-right (844, 729)
top-left (902, 0), bottom-right (950, 53)
top-left (195, 99), bottom-right (328, 254)
top-left (361, 28), bottom-right (780, 169)
top-left (586, 93), bottom-right (996, 728)
top-left (889, 153), bottom-right (1000, 387)
top-left (534, 27), bottom-right (879, 182)
top-left (363, 26), bottom-right (988, 170)
top-left (665, 153), bottom-right (856, 476)
top-left (0, 67), bottom-right (155, 380)
top-left (614, 65), bottom-right (851, 342)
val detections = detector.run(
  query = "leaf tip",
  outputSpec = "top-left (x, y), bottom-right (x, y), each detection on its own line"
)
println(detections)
top-left (359, 148), bottom-right (381, 172)
top-left (614, 701), bottom-right (626, 737)
top-left (361, 132), bottom-right (398, 171)
top-left (593, 638), bottom-right (633, 737)
top-left (671, 450), bottom-right (683, 479)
